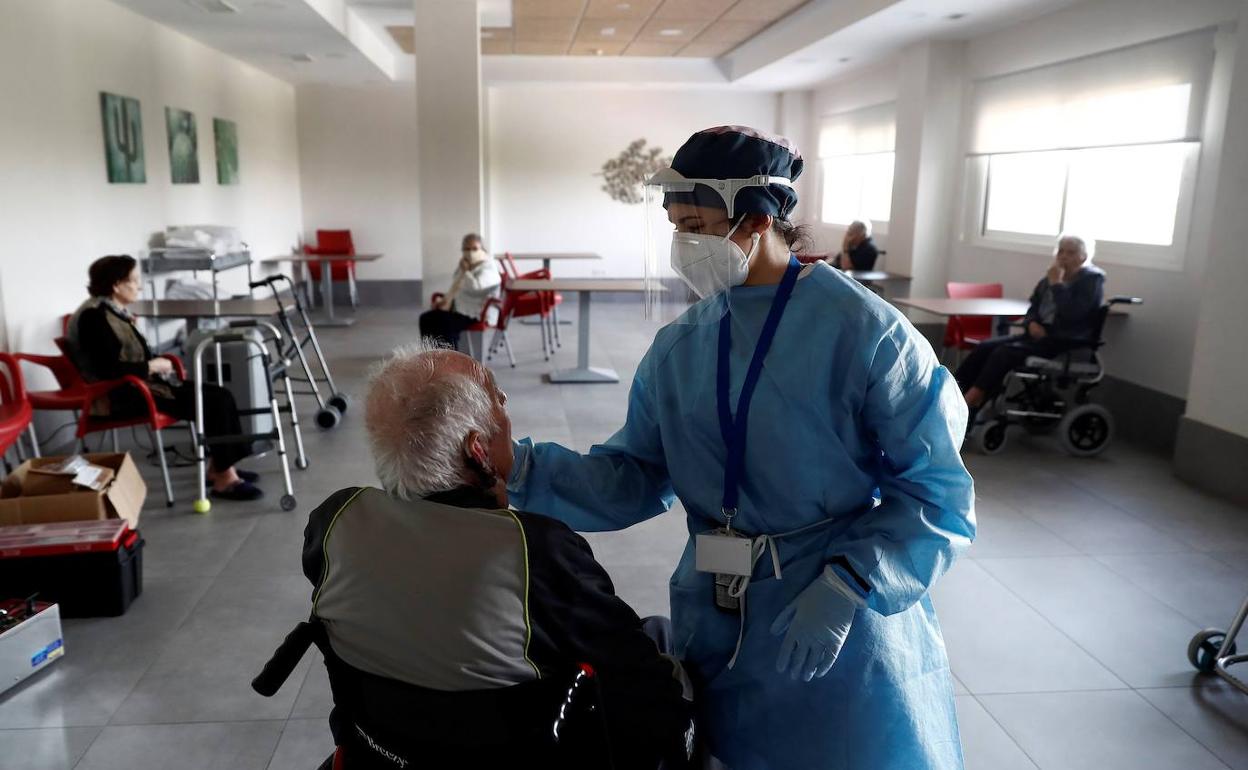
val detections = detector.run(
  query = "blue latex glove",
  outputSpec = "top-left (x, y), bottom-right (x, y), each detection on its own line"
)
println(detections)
top-left (770, 566), bottom-right (867, 682)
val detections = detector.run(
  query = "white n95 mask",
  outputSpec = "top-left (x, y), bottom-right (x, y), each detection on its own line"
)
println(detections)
top-left (670, 220), bottom-right (761, 299)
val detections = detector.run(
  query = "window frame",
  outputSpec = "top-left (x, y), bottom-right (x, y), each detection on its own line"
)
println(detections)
top-left (963, 140), bottom-right (1202, 271)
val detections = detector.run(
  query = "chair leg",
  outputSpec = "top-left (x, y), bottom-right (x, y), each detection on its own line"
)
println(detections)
top-left (465, 332), bottom-right (476, 360)
top-left (348, 272), bottom-right (359, 309)
top-left (501, 331), bottom-right (516, 368)
top-left (150, 427), bottom-right (174, 507)
top-left (27, 422), bottom-right (41, 458)
top-left (111, 429), bottom-right (120, 453)
top-left (486, 330), bottom-right (501, 362)
top-left (552, 305), bottom-right (562, 348)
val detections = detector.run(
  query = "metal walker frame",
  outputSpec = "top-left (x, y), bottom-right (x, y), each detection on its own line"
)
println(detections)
top-left (1188, 595), bottom-right (1248, 695)
top-left (191, 333), bottom-right (297, 513)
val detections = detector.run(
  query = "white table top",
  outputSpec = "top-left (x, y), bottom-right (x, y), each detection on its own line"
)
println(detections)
top-left (892, 298), bottom-right (1032, 317)
top-left (261, 253), bottom-right (383, 263)
top-left (845, 270), bottom-right (910, 282)
top-left (500, 253), bottom-right (602, 261)
top-left (508, 278), bottom-right (650, 293)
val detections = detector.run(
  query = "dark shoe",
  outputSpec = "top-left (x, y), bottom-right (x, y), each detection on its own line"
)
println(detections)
top-left (236, 469), bottom-right (260, 483)
top-left (211, 480), bottom-right (264, 501)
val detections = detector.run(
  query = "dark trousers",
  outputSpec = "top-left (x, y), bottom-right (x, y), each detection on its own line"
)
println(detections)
top-left (419, 309), bottom-right (476, 348)
top-left (112, 381), bottom-right (249, 472)
top-left (954, 334), bottom-right (1076, 395)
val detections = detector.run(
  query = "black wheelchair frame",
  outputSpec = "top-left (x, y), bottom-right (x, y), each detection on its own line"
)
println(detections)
top-left (970, 296), bottom-right (1142, 456)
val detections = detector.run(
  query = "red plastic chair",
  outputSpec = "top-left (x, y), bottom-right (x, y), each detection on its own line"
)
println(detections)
top-left (16, 339), bottom-right (186, 506)
top-left (944, 282), bottom-right (1004, 354)
top-left (499, 252), bottom-right (563, 352)
top-left (305, 229), bottom-right (358, 308)
top-left (428, 290), bottom-right (503, 364)
top-left (0, 353), bottom-right (38, 464)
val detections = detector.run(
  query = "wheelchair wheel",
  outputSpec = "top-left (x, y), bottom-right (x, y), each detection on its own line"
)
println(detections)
top-left (974, 421), bottom-right (1008, 455)
top-left (1058, 404), bottom-right (1114, 457)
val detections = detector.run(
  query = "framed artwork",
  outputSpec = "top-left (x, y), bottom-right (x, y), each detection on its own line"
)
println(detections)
top-left (100, 92), bottom-right (146, 184)
top-left (165, 107), bottom-right (200, 184)
top-left (214, 118), bottom-right (239, 185)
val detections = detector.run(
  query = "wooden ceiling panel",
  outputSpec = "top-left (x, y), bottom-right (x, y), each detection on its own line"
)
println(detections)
top-left (482, 39), bottom-right (515, 54)
top-left (513, 0), bottom-right (588, 18)
top-left (514, 41), bottom-right (573, 54)
top-left (721, 0), bottom-right (807, 22)
top-left (651, 0), bottom-right (734, 20)
top-left (574, 18), bottom-right (644, 42)
top-left (569, 40), bottom-right (631, 55)
top-left (637, 17), bottom-right (708, 42)
top-left (582, 0), bottom-right (662, 20)
top-left (624, 40), bottom-right (685, 56)
top-left (677, 40), bottom-right (734, 57)
top-left (387, 25), bottom-right (414, 55)
top-left (481, 27), bottom-right (515, 42)
top-left (694, 19), bottom-right (757, 44)
top-left (515, 17), bottom-right (580, 41)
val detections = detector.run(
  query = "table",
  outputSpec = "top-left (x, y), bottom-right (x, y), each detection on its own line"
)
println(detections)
top-left (142, 249), bottom-right (253, 305)
top-left (893, 297), bottom-right (1031, 337)
top-left (506, 278), bottom-right (648, 384)
top-left (501, 253), bottom-right (603, 326)
top-left (845, 270), bottom-right (909, 283)
top-left (261, 253), bottom-right (383, 327)
top-left (129, 298), bottom-right (282, 319)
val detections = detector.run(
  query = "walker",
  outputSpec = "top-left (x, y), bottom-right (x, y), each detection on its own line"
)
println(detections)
top-left (190, 332), bottom-right (297, 514)
top-left (217, 318), bottom-right (309, 470)
top-left (1188, 593), bottom-right (1248, 694)
top-left (249, 274), bottom-right (349, 429)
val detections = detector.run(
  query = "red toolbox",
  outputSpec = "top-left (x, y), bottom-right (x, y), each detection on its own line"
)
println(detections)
top-left (0, 520), bottom-right (144, 617)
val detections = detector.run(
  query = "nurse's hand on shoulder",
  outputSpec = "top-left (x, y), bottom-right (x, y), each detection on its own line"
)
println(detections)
top-left (770, 566), bottom-right (866, 682)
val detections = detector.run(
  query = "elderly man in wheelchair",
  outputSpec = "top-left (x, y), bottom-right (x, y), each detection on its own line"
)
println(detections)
top-left (955, 234), bottom-right (1141, 456)
top-left (253, 343), bottom-right (695, 769)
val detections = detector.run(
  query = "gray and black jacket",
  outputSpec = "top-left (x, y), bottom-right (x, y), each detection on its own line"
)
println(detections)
top-left (302, 485), bottom-right (689, 753)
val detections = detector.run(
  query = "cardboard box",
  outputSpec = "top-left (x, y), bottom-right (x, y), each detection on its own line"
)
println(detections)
top-left (21, 466), bottom-right (116, 498)
top-left (0, 453), bottom-right (146, 528)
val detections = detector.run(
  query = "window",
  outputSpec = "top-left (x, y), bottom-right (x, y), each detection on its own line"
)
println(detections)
top-left (818, 103), bottom-right (896, 228)
top-left (967, 31), bottom-right (1214, 267)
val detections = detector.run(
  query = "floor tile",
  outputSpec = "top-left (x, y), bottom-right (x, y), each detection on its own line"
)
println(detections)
top-left (955, 695), bottom-right (1038, 770)
top-left (978, 690), bottom-right (1230, 770)
top-left (74, 721), bottom-right (284, 770)
top-left (0, 727), bottom-right (100, 770)
top-left (1139, 683), bottom-right (1248, 770)
top-left (267, 719), bottom-right (335, 770)
top-left (1095, 552), bottom-right (1248, 628)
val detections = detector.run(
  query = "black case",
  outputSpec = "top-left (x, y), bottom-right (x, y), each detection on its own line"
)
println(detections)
top-left (0, 530), bottom-right (144, 617)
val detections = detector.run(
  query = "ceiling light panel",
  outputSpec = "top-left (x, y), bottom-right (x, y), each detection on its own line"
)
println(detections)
top-left (569, 40), bottom-right (630, 55)
top-left (651, 0), bottom-right (734, 20)
top-left (624, 40), bottom-right (684, 56)
top-left (638, 17), bottom-right (707, 41)
top-left (574, 18), bottom-right (643, 41)
top-left (514, 17), bottom-right (580, 41)
top-left (581, 0), bottom-right (661, 20)
top-left (512, 0), bottom-right (588, 18)
top-left (721, 0), bottom-right (807, 22)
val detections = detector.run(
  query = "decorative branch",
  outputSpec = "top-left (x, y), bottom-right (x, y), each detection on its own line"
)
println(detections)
top-left (596, 139), bottom-right (671, 205)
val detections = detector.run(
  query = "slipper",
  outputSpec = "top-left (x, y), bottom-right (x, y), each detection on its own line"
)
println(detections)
top-left (211, 480), bottom-right (264, 501)
top-left (237, 469), bottom-right (260, 483)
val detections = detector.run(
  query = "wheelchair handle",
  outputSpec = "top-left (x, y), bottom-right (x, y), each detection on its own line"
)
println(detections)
top-left (249, 274), bottom-right (294, 290)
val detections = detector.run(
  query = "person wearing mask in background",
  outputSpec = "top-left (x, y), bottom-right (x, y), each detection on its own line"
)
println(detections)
top-left (829, 220), bottom-right (879, 271)
top-left (508, 127), bottom-right (975, 769)
top-left (418, 233), bottom-right (501, 348)
top-left (67, 255), bottom-right (262, 500)
top-left (955, 233), bottom-right (1105, 430)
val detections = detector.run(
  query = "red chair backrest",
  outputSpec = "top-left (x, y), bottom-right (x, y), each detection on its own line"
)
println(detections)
top-left (51, 338), bottom-right (89, 390)
top-left (0, 353), bottom-right (22, 405)
top-left (500, 252), bottom-right (520, 281)
top-left (316, 230), bottom-right (355, 256)
top-left (945, 282), bottom-right (1002, 345)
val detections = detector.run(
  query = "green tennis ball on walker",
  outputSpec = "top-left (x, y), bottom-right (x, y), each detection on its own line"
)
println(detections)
top-left (193, 499), bottom-right (212, 514)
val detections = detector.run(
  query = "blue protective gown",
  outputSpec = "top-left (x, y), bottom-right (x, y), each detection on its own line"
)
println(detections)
top-left (508, 262), bottom-right (976, 769)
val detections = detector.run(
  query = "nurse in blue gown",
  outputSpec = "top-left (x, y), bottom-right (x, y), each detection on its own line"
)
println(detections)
top-left (508, 126), bottom-right (976, 769)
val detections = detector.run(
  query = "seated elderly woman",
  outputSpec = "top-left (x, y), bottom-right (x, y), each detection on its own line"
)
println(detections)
top-left (955, 233), bottom-right (1106, 428)
top-left (418, 233), bottom-right (501, 348)
top-left (67, 255), bottom-right (261, 500)
top-left (301, 343), bottom-right (691, 765)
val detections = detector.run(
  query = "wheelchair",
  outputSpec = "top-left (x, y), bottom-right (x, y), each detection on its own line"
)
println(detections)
top-left (253, 617), bottom-right (696, 770)
top-left (969, 296), bottom-right (1142, 457)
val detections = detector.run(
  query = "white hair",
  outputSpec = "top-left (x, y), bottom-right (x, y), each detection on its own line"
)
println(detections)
top-left (849, 219), bottom-right (873, 237)
top-left (364, 340), bottom-right (497, 500)
top-left (1057, 232), bottom-right (1095, 261)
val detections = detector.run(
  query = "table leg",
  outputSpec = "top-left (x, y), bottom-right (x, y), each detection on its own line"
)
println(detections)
top-left (313, 257), bottom-right (355, 327)
top-left (546, 291), bottom-right (618, 384)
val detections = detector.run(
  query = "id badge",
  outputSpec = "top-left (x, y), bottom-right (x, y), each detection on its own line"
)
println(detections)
top-left (695, 529), bottom-right (754, 577)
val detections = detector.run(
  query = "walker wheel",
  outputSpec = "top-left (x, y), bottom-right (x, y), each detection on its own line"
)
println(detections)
top-left (1188, 628), bottom-right (1236, 674)
top-left (315, 406), bottom-right (342, 430)
top-left (328, 393), bottom-right (349, 414)
top-left (296, 457), bottom-right (310, 470)
top-left (192, 498), bottom-right (212, 515)
top-left (280, 494), bottom-right (297, 512)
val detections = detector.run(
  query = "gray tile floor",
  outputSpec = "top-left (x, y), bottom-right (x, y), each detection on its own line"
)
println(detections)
top-left (3, 303), bottom-right (1247, 769)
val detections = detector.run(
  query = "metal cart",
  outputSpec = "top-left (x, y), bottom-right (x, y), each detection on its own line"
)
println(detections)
top-left (190, 332), bottom-right (297, 514)
top-left (249, 275), bottom-right (349, 429)
top-left (1188, 594), bottom-right (1247, 694)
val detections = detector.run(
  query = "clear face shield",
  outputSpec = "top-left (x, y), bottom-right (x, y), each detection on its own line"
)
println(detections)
top-left (642, 168), bottom-right (793, 323)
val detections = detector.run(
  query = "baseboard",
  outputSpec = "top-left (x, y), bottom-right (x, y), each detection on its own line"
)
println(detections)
top-left (1094, 375), bottom-right (1186, 455)
top-left (1174, 417), bottom-right (1248, 507)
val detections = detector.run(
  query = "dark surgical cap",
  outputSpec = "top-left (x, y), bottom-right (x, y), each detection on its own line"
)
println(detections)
top-left (666, 126), bottom-right (804, 220)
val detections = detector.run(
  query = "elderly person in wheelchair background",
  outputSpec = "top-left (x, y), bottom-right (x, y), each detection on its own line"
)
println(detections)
top-left (282, 342), bottom-right (693, 769)
top-left (955, 233), bottom-right (1105, 433)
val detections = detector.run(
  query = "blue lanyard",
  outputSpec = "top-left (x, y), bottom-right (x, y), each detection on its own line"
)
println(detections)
top-left (717, 255), bottom-right (802, 527)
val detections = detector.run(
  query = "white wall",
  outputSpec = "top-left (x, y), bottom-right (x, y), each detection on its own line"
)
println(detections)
top-left (0, 0), bottom-right (303, 356)
top-left (486, 86), bottom-right (780, 278)
top-left (1185, 1), bottom-right (1248, 437)
top-left (296, 83), bottom-right (420, 281)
